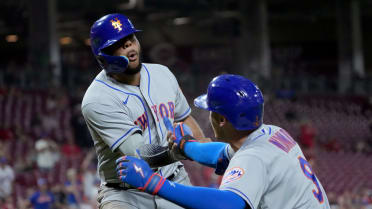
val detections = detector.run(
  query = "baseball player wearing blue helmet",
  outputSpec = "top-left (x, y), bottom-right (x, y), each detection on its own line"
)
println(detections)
top-left (82, 13), bottom-right (205, 209)
top-left (90, 13), bottom-right (141, 75)
top-left (116, 74), bottom-right (331, 209)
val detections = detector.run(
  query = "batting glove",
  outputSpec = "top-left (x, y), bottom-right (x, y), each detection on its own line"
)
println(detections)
top-left (173, 122), bottom-right (193, 144)
top-left (163, 117), bottom-right (192, 137)
top-left (116, 156), bottom-right (166, 195)
top-left (163, 117), bottom-right (196, 160)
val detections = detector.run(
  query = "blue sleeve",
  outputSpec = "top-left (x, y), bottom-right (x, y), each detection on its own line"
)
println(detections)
top-left (184, 142), bottom-right (228, 168)
top-left (29, 192), bottom-right (38, 204)
top-left (158, 179), bottom-right (248, 209)
top-left (49, 192), bottom-right (55, 203)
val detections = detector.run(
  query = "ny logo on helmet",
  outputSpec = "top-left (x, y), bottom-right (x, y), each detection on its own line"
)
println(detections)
top-left (111, 18), bottom-right (122, 32)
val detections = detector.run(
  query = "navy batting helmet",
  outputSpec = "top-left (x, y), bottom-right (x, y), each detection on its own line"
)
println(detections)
top-left (90, 13), bottom-right (141, 74)
top-left (194, 74), bottom-right (264, 130)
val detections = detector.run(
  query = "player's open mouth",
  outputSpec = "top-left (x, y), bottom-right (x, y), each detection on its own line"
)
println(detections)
top-left (128, 51), bottom-right (138, 62)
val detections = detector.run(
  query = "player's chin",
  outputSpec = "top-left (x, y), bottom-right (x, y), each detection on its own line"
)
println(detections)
top-left (125, 61), bottom-right (142, 75)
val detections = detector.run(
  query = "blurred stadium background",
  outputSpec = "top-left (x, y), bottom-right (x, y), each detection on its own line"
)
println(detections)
top-left (0, 0), bottom-right (372, 208)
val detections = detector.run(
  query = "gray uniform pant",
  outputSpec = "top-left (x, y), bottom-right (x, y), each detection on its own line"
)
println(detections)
top-left (97, 166), bottom-right (191, 209)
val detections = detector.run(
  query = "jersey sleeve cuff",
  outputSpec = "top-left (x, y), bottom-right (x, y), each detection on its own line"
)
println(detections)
top-left (174, 107), bottom-right (191, 122)
top-left (110, 126), bottom-right (142, 151)
top-left (220, 187), bottom-right (255, 209)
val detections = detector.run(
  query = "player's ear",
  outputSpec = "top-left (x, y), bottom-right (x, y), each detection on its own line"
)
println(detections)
top-left (219, 115), bottom-right (227, 127)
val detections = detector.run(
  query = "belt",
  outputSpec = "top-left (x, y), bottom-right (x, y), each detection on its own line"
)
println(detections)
top-left (106, 165), bottom-right (182, 190)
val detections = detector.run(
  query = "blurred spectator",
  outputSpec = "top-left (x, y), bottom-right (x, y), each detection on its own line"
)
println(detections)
top-left (64, 168), bottom-right (81, 209)
top-left (355, 140), bottom-right (369, 154)
top-left (352, 122), bottom-right (372, 155)
top-left (327, 192), bottom-right (339, 209)
top-left (12, 129), bottom-right (35, 173)
top-left (0, 157), bottom-right (14, 201)
top-left (333, 188), bottom-right (372, 209)
top-left (324, 138), bottom-right (343, 152)
top-left (35, 138), bottom-right (60, 171)
top-left (13, 146), bottom-right (34, 174)
top-left (299, 119), bottom-right (317, 148)
top-left (337, 190), bottom-right (353, 209)
top-left (0, 125), bottom-right (14, 142)
top-left (40, 111), bottom-right (59, 139)
top-left (16, 188), bottom-right (34, 209)
top-left (61, 133), bottom-right (82, 159)
top-left (360, 188), bottom-right (372, 208)
top-left (70, 104), bottom-right (93, 149)
top-left (0, 142), bottom-right (9, 159)
top-left (29, 178), bottom-right (55, 209)
top-left (81, 150), bottom-right (99, 206)
top-left (0, 196), bottom-right (15, 209)
top-left (299, 118), bottom-right (317, 158)
top-left (51, 184), bottom-right (67, 209)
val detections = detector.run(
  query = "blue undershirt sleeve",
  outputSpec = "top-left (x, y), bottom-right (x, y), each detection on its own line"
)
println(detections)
top-left (157, 180), bottom-right (248, 209)
top-left (183, 142), bottom-right (228, 168)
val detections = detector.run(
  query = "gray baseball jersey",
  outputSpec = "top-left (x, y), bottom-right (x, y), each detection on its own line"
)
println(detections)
top-left (219, 124), bottom-right (330, 209)
top-left (81, 63), bottom-right (190, 183)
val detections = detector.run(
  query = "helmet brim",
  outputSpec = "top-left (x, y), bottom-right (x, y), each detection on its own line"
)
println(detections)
top-left (194, 94), bottom-right (209, 110)
top-left (100, 29), bottom-right (141, 52)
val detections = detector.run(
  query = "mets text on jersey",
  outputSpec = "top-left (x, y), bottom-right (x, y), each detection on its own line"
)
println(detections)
top-left (134, 101), bottom-right (175, 131)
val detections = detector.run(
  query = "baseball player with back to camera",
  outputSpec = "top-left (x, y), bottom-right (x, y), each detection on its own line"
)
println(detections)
top-left (116, 74), bottom-right (331, 209)
top-left (81, 13), bottom-right (205, 209)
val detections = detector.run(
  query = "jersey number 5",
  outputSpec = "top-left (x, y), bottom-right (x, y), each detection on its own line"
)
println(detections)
top-left (298, 156), bottom-right (324, 203)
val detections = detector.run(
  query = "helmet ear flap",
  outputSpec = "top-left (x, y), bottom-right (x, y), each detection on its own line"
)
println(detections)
top-left (97, 55), bottom-right (108, 68)
top-left (96, 53), bottom-right (130, 74)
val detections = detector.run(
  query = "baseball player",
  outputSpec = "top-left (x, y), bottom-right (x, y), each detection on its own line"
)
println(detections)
top-left (116, 74), bottom-right (331, 209)
top-left (81, 13), bottom-right (204, 209)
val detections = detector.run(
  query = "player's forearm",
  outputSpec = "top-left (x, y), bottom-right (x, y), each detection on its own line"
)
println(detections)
top-left (157, 180), bottom-right (247, 209)
top-left (184, 142), bottom-right (228, 168)
top-left (182, 115), bottom-right (205, 139)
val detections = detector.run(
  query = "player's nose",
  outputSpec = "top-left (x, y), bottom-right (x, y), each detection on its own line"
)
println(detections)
top-left (124, 40), bottom-right (132, 49)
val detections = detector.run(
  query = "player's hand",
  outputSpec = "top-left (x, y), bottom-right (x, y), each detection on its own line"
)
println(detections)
top-left (116, 156), bottom-right (166, 195)
top-left (167, 134), bottom-right (198, 161)
top-left (171, 121), bottom-right (193, 145)
top-left (166, 131), bottom-right (185, 161)
top-left (163, 118), bottom-right (194, 160)
top-left (163, 117), bottom-right (193, 139)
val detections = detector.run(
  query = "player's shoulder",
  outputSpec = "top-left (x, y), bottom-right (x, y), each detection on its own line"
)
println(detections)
top-left (142, 63), bottom-right (174, 77)
top-left (142, 63), bottom-right (169, 70)
top-left (81, 71), bottom-right (119, 110)
top-left (238, 124), bottom-right (286, 155)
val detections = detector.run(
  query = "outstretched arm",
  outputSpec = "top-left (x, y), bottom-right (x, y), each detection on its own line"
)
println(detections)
top-left (116, 156), bottom-right (248, 209)
top-left (182, 140), bottom-right (233, 175)
top-left (164, 118), bottom-right (233, 174)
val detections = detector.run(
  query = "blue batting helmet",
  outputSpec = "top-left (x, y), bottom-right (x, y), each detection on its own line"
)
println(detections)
top-left (194, 74), bottom-right (264, 130)
top-left (90, 13), bottom-right (141, 74)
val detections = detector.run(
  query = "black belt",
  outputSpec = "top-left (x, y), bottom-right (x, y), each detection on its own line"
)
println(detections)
top-left (105, 182), bottom-right (135, 190)
top-left (106, 166), bottom-right (182, 190)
